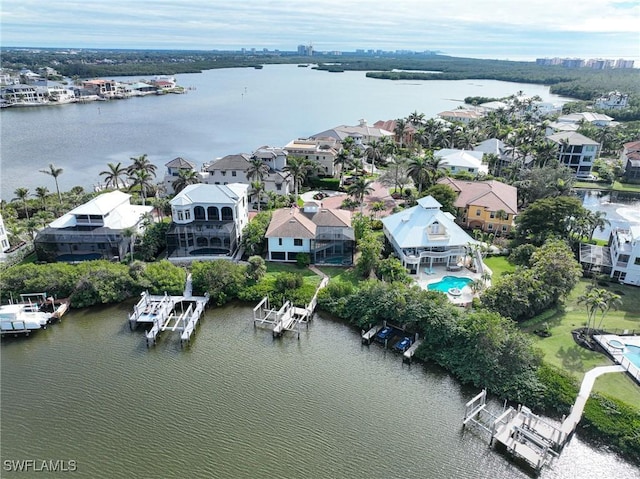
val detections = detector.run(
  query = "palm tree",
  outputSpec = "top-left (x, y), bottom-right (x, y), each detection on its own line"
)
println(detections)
top-left (578, 287), bottom-right (622, 337)
top-left (407, 156), bottom-right (430, 195)
top-left (33, 210), bottom-right (54, 228)
top-left (394, 118), bottom-right (409, 148)
top-left (249, 181), bottom-right (267, 213)
top-left (586, 210), bottom-right (610, 241)
top-left (407, 110), bottom-right (425, 127)
top-left (347, 177), bottom-right (374, 214)
top-left (128, 170), bottom-right (154, 206)
top-left (121, 227), bottom-right (136, 263)
top-left (334, 150), bottom-right (351, 187)
top-left (246, 157), bottom-right (270, 182)
top-left (35, 186), bottom-right (49, 210)
top-left (172, 169), bottom-right (200, 194)
top-left (425, 153), bottom-right (446, 187)
top-left (370, 201), bottom-right (386, 218)
top-left (365, 139), bottom-right (383, 175)
top-left (12, 187), bottom-right (30, 220)
top-left (99, 162), bottom-right (127, 190)
top-left (40, 163), bottom-right (63, 205)
top-left (127, 154), bottom-right (157, 177)
top-left (283, 155), bottom-right (311, 204)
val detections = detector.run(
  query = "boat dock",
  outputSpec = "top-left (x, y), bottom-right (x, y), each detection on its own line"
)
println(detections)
top-left (463, 365), bottom-right (627, 474)
top-left (253, 275), bottom-right (328, 339)
top-left (129, 275), bottom-right (209, 347)
top-left (403, 339), bottom-right (423, 363)
top-left (361, 325), bottom-right (382, 344)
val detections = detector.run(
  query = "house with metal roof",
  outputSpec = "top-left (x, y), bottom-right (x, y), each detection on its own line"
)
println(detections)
top-left (437, 178), bottom-right (517, 235)
top-left (265, 204), bottom-right (354, 265)
top-left (620, 141), bottom-right (640, 183)
top-left (34, 190), bottom-right (153, 262)
top-left (434, 148), bottom-right (488, 176)
top-left (381, 196), bottom-right (479, 274)
top-left (166, 183), bottom-right (249, 260)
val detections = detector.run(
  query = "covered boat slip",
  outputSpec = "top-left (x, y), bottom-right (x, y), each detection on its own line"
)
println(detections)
top-left (1, 293), bottom-right (68, 337)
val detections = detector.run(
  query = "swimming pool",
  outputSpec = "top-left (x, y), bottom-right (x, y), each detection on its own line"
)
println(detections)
top-left (428, 276), bottom-right (472, 293)
top-left (624, 345), bottom-right (640, 369)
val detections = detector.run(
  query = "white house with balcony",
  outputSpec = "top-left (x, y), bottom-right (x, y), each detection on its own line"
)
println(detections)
top-left (609, 225), bottom-right (640, 286)
top-left (33, 191), bottom-right (153, 262)
top-left (284, 138), bottom-right (340, 177)
top-left (547, 132), bottom-right (599, 178)
top-left (162, 157), bottom-right (200, 195)
top-left (166, 183), bottom-right (249, 259)
top-left (381, 196), bottom-right (479, 275)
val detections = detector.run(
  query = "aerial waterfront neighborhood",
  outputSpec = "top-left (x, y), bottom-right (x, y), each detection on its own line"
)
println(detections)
top-left (2, 44), bottom-right (640, 478)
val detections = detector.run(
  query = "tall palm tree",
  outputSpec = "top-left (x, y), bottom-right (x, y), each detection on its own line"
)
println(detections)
top-left (127, 154), bottom-right (157, 178)
top-left (128, 170), bottom-right (154, 206)
top-left (249, 181), bottom-right (267, 213)
top-left (172, 169), bottom-right (200, 194)
top-left (99, 162), bottom-right (127, 190)
top-left (425, 152), bottom-right (446, 187)
top-left (407, 110), bottom-right (425, 127)
top-left (365, 139), bottom-right (383, 175)
top-left (407, 156), bottom-right (430, 195)
top-left (283, 155), bottom-right (311, 204)
top-left (347, 177), bottom-right (374, 214)
top-left (586, 210), bottom-right (610, 240)
top-left (246, 157), bottom-right (270, 182)
top-left (40, 163), bottom-right (63, 205)
top-left (35, 186), bottom-right (49, 210)
top-left (394, 118), bottom-right (408, 148)
top-left (12, 187), bottom-right (30, 220)
top-left (334, 150), bottom-right (351, 187)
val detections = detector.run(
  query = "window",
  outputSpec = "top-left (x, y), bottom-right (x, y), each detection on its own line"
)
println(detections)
top-left (634, 257), bottom-right (640, 266)
top-left (487, 223), bottom-right (493, 230)
top-left (294, 238), bottom-right (303, 246)
top-left (278, 238), bottom-right (283, 246)
top-left (221, 171), bottom-right (226, 176)
top-left (476, 209), bottom-right (481, 216)
top-left (490, 211), bottom-right (495, 219)
top-left (271, 252), bottom-right (285, 260)
top-left (178, 211), bottom-right (184, 221)
top-left (502, 225), bottom-right (508, 232)
top-left (276, 183), bottom-right (282, 191)
top-left (232, 171), bottom-right (237, 177)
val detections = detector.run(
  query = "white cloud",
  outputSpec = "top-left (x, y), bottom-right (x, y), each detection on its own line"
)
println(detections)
top-left (1, 0), bottom-right (638, 58)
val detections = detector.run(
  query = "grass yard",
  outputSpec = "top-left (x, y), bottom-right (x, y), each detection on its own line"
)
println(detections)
top-left (483, 255), bottom-right (516, 278)
top-left (520, 279), bottom-right (640, 406)
top-left (316, 265), bottom-right (360, 286)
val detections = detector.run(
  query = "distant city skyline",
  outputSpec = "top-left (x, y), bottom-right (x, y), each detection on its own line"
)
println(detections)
top-left (1, 0), bottom-right (638, 62)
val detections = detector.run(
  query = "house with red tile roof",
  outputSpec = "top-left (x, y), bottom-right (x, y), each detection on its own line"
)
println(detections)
top-left (437, 178), bottom-right (518, 235)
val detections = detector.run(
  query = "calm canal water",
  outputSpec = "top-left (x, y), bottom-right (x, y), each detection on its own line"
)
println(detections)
top-left (2, 303), bottom-right (638, 478)
top-left (1, 64), bottom-right (573, 200)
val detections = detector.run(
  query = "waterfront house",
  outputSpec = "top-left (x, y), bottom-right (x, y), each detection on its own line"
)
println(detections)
top-left (202, 153), bottom-right (291, 196)
top-left (608, 225), bottom-right (640, 286)
top-left (619, 141), bottom-right (640, 183)
top-left (0, 84), bottom-right (49, 106)
top-left (162, 157), bottom-right (200, 195)
top-left (546, 132), bottom-right (599, 178)
top-left (265, 204), bottom-right (354, 265)
top-left (166, 183), bottom-right (249, 259)
top-left (595, 91), bottom-right (629, 110)
top-left (437, 178), bottom-right (517, 235)
top-left (311, 119), bottom-right (393, 145)
top-left (437, 109), bottom-right (483, 124)
top-left (283, 138), bottom-right (340, 177)
top-left (434, 149), bottom-right (488, 176)
top-left (81, 79), bottom-right (117, 98)
top-left (381, 196), bottom-right (479, 274)
top-left (34, 191), bottom-right (153, 262)
top-left (556, 112), bottom-right (614, 127)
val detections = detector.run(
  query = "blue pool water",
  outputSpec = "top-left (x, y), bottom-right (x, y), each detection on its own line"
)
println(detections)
top-left (624, 345), bottom-right (640, 369)
top-left (428, 276), bottom-right (472, 293)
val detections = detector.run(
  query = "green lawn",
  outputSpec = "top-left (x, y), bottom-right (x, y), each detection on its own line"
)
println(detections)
top-left (520, 279), bottom-right (640, 406)
top-left (483, 255), bottom-right (515, 278)
top-left (573, 181), bottom-right (640, 193)
top-left (316, 266), bottom-right (360, 286)
top-left (266, 262), bottom-right (318, 277)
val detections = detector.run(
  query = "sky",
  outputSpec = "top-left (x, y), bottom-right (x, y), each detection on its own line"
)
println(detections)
top-left (1, 0), bottom-right (639, 61)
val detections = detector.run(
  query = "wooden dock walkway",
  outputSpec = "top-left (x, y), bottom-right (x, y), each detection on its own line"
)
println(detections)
top-left (361, 325), bottom-right (382, 345)
top-left (253, 272), bottom-right (328, 339)
top-left (463, 363), bottom-right (628, 473)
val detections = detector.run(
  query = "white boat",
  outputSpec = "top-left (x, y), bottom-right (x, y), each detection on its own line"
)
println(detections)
top-left (0, 303), bottom-right (51, 336)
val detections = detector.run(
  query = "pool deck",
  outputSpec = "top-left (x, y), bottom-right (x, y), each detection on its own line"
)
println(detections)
top-left (414, 265), bottom-right (488, 306)
top-left (593, 334), bottom-right (640, 384)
